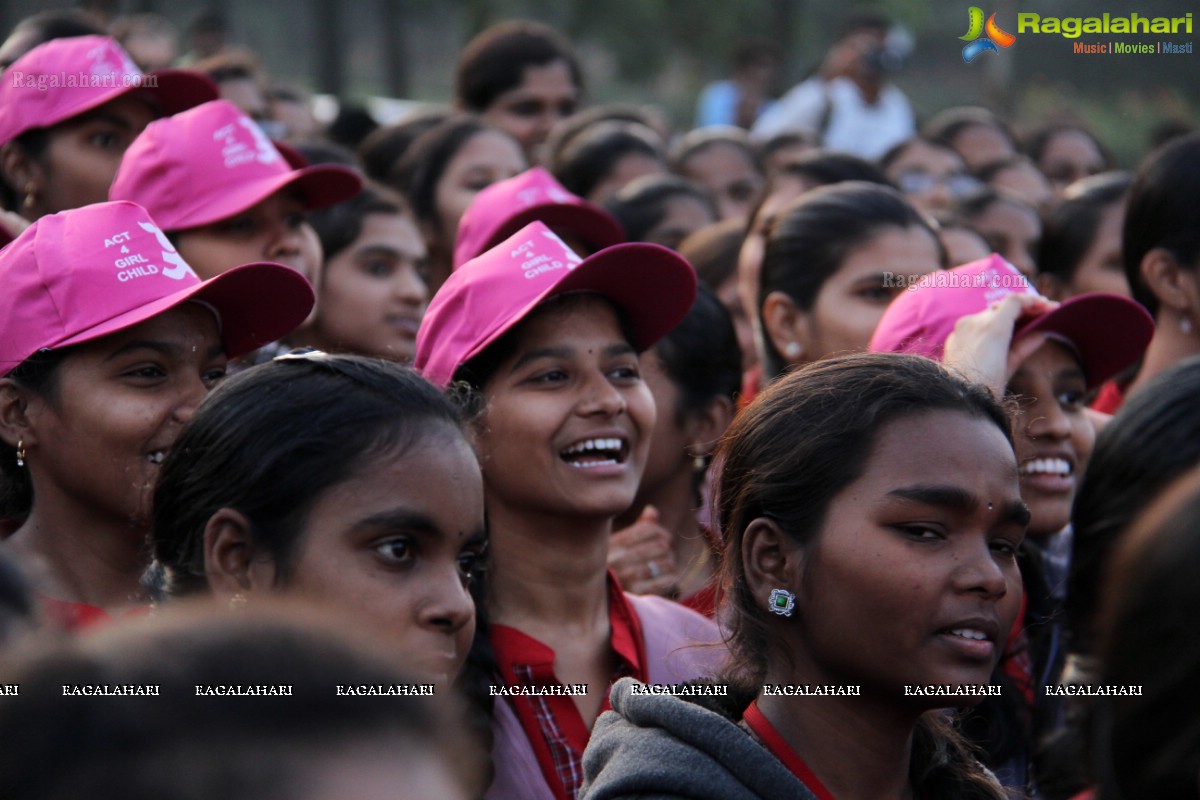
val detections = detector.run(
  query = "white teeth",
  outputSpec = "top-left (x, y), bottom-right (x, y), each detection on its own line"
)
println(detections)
top-left (566, 459), bottom-right (619, 468)
top-left (948, 629), bottom-right (988, 641)
top-left (1019, 457), bottom-right (1071, 477)
top-left (561, 438), bottom-right (622, 456)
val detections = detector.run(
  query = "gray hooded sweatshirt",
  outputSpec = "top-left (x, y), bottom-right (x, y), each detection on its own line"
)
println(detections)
top-left (580, 678), bottom-right (820, 800)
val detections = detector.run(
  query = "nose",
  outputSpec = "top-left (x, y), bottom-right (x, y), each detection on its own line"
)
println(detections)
top-left (954, 538), bottom-right (1010, 601)
top-left (1024, 397), bottom-right (1071, 441)
top-left (173, 373), bottom-right (211, 425)
top-left (576, 370), bottom-right (627, 418)
top-left (394, 264), bottom-right (429, 307)
top-left (266, 222), bottom-right (304, 264)
top-left (418, 567), bottom-right (475, 636)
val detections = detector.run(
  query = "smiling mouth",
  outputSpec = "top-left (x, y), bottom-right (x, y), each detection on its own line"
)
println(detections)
top-left (1019, 457), bottom-right (1072, 478)
top-left (559, 437), bottom-right (628, 468)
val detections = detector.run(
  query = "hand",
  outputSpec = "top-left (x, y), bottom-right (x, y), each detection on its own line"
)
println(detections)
top-left (943, 293), bottom-right (1058, 397)
top-left (608, 506), bottom-right (678, 597)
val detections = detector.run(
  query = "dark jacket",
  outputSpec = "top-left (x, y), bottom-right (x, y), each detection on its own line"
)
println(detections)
top-left (580, 678), bottom-right (819, 800)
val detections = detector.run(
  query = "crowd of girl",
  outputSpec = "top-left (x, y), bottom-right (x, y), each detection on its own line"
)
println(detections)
top-left (0, 8), bottom-right (1196, 800)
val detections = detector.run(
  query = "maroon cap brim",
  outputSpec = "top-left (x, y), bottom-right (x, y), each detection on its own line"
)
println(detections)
top-left (1016, 293), bottom-right (1154, 389)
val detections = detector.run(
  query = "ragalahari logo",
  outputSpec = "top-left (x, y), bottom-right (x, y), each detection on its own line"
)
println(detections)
top-left (960, 7), bottom-right (1016, 62)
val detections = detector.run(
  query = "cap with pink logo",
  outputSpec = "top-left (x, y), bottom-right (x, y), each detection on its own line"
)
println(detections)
top-left (109, 100), bottom-right (361, 231)
top-left (868, 254), bottom-right (1154, 389)
top-left (417, 220), bottom-right (697, 387)
top-left (0, 201), bottom-right (315, 375)
top-left (452, 167), bottom-right (625, 269)
top-left (0, 35), bottom-right (216, 146)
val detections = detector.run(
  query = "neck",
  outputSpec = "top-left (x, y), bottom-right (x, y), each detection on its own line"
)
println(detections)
top-left (1127, 313), bottom-right (1200, 399)
top-left (756, 658), bottom-right (917, 800)
top-left (486, 500), bottom-right (613, 630)
top-left (3, 493), bottom-right (150, 610)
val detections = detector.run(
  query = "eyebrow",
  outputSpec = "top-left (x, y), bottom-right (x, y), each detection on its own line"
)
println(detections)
top-left (509, 342), bottom-right (636, 373)
top-left (68, 111), bottom-right (137, 131)
top-left (888, 484), bottom-right (1031, 527)
top-left (104, 341), bottom-right (225, 362)
top-left (353, 509), bottom-right (488, 543)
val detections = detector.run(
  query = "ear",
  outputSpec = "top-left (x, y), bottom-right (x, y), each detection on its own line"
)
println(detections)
top-left (203, 508), bottom-right (278, 600)
top-left (1141, 247), bottom-right (1197, 315)
top-left (761, 290), bottom-right (810, 365)
top-left (0, 142), bottom-right (42, 203)
top-left (741, 516), bottom-right (805, 611)
top-left (685, 395), bottom-right (734, 458)
top-left (0, 379), bottom-right (35, 449)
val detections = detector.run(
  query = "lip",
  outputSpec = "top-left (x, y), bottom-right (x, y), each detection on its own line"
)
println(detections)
top-left (933, 616), bottom-right (1001, 662)
top-left (386, 315), bottom-right (421, 338)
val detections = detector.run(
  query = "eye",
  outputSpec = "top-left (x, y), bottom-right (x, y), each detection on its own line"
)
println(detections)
top-left (989, 538), bottom-right (1019, 557)
top-left (898, 524), bottom-right (943, 541)
top-left (374, 537), bottom-right (413, 564)
top-left (457, 549), bottom-right (487, 581)
top-left (124, 364), bottom-right (167, 381)
top-left (89, 130), bottom-right (121, 150)
top-left (217, 215), bottom-right (256, 237)
top-left (858, 284), bottom-right (896, 303)
top-left (285, 212), bottom-right (307, 230)
top-left (531, 368), bottom-right (569, 384)
top-left (1057, 388), bottom-right (1085, 411)
top-left (507, 100), bottom-right (544, 118)
top-left (609, 361), bottom-right (641, 381)
top-left (202, 366), bottom-right (228, 387)
top-left (362, 258), bottom-right (394, 278)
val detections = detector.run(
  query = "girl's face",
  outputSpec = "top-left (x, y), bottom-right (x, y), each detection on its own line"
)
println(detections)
top-left (173, 190), bottom-right (318, 282)
top-left (795, 225), bottom-right (941, 364)
top-left (682, 144), bottom-right (763, 222)
top-left (20, 304), bottom-right (225, 524)
top-left (988, 161), bottom-right (1053, 212)
top-left (27, 95), bottom-right (157, 217)
top-left (737, 177), bottom-right (807, 335)
top-left (950, 123), bottom-right (1015, 172)
top-left (636, 349), bottom-right (688, 498)
top-left (432, 131), bottom-right (527, 261)
top-left (584, 152), bottom-right (666, 206)
top-left (786, 411), bottom-right (1026, 701)
top-left (481, 59), bottom-right (579, 162)
top-left (1039, 130), bottom-right (1105, 195)
top-left (1007, 340), bottom-right (1096, 537)
top-left (970, 200), bottom-right (1041, 280)
top-left (315, 213), bottom-right (429, 361)
top-left (1064, 201), bottom-right (1130, 298)
top-left (479, 296), bottom-right (655, 520)
top-left (887, 141), bottom-right (971, 214)
top-left (641, 195), bottom-right (717, 251)
top-left (283, 427), bottom-right (485, 689)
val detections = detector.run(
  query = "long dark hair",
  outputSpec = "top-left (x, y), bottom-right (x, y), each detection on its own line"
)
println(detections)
top-left (717, 353), bottom-right (1012, 799)
top-left (152, 354), bottom-right (470, 596)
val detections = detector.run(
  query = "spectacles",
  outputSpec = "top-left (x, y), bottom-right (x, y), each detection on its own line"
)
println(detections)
top-left (897, 170), bottom-right (980, 197)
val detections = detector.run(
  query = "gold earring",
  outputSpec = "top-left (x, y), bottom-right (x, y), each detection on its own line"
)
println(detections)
top-left (15, 440), bottom-right (26, 467)
top-left (22, 183), bottom-right (35, 211)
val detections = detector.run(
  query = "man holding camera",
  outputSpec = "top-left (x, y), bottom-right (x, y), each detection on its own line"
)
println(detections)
top-left (752, 12), bottom-right (914, 160)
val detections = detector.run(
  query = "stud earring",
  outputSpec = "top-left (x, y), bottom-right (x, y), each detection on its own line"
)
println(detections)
top-left (15, 439), bottom-right (26, 468)
top-left (22, 183), bottom-right (35, 210)
top-left (228, 592), bottom-right (248, 611)
top-left (768, 587), bottom-right (795, 617)
top-left (785, 342), bottom-right (801, 359)
top-left (1182, 316), bottom-right (1194, 335)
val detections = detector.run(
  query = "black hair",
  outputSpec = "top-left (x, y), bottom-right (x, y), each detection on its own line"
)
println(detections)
top-left (1067, 354), bottom-right (1200, 657)
top-left (326, 104), bottom-right (379, 152)
top-left (357, 109), bottom-right (454, 183)
top-left (0, 347), bottom-right (74, 519)
top-left (655, 283), bottom-right (741, 424)
top-left (678, 217), bottom-right (745, 290)
top-left (669, 126), bottom-right (757, 174)
top-left (306, 181), bottom-right (408, 278)
top-left (0, 605), bottom-right (471, 800)
top-left (389, 115), bottom-right (507, 238)
top-left (1090, 467), bottom-right (1200, 800)
top-left (879, 135), bottom-right (961, 172)
top-left (717, 352), bottom-right (1012, 800)
top-left (974, 155), bottom-right (1040, 184)
top-left (779, 148), bottom-right (891, 188)
top-left (544, 103), bottom-right (666, 170)
top-left (550, 120), bottom-right (665, 201)
top-left (455, 20), bottom-right (582, 112)
top-left (0, 10), bottom-right (105, 69)
top-left (1024, 123), bottom-right (1111, 176)
top-left (152, 355), bottom-right (469, 596)
top-left (759, 181), bottom-right (942, 379)
top-left (1037, 171), bottom-right (1132, 283)
top-left (0, 128), bottom-right (51, 213)
top-left (603, 174), bottom-right (716, 244)
top-left (1122, 131), bottom-right (1200, 315)
top-left (923, 106), bottom-right (1017, 155)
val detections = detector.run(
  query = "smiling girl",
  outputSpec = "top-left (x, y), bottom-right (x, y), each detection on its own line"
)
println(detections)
top-left (583, 353), bottom-right (1027, 799)
top-left (151, 354), bottom-right (485, 690)
top-left (0, 200), bottom-right (313, 628)
top-left (416, 220), bottom-right (723, 800)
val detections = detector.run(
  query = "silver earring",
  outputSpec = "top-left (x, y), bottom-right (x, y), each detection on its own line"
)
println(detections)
top-left (768, 588), bottom-right (795, 617)
top-left (785, 342), bottom-right (801, 359)
top-left (1182, 316), bottom-right (1194, 335)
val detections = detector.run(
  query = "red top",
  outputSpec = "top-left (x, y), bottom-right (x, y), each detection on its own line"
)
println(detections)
top-left (680, 583), bottom-right (718, 618)
top-left (490, 571), bottom-right (647, 800)
top-left (38, 595), bottom-right (149, 631)
top-left (743, 699), bottom-right (838, 800)
top-left (1090, 379), bottom-right (1125, 414)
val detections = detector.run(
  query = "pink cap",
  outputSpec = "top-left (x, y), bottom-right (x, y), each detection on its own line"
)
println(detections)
top-left (0, 201), bottom-right (315, 375)
top-left (109, 100), bottom-right (362, 231)
top-left (0, 35), bottom-right (216, 146)
top-left (453, 167), bottom-right (625, 270)
top-left (417, 220), bottom-right (697, 387)
top-left (868, 254), bottom-right (1154, 389)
